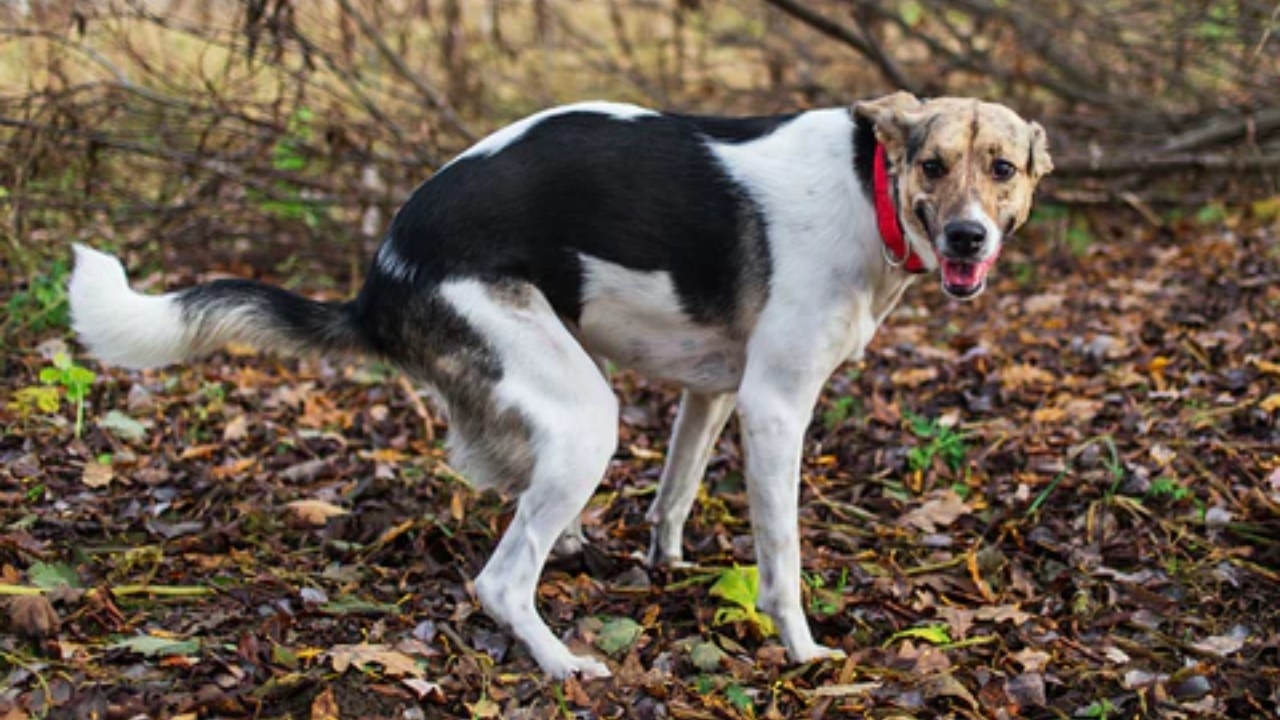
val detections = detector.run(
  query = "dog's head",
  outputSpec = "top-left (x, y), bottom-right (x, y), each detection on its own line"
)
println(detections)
top-left (854, 92), bottom-right (1052, 299)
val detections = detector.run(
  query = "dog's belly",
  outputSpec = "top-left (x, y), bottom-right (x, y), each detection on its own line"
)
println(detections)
top-left (580, 315), bottom-right (745, 393)
top-left (575, 256), bottom-right (746, 393)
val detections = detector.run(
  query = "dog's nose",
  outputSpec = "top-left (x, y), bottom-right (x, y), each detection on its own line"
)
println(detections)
top-left (943, 220), bottom-right (986, 257)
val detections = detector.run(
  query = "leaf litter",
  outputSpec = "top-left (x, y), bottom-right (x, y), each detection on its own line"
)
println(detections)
top-left (1, 214), bottom-right (1278, 717)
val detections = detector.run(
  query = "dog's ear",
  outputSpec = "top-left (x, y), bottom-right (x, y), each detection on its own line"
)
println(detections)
top-left (1028, 121), bottom-right (1054, 180)
top-left (852, 91), bottom-right (924, 154)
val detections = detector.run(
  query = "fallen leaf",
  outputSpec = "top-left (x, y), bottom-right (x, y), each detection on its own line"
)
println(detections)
top-left (1010, 648), bottom-right (1051, 672)
top-left (328, 643), bottom-right (422, 677)
top-left (891, 366), bottom-right (938, 388)
top-left (7, 594), bottom-right (59, 637)
top-left (901, 490), bottom-right (970, 533)
top-left (595, 616), bottom-right (643, 656)
top-left (286, 499), bottom-right (349, 526)
top-left (310, 687), bottom-right (339, 720)
top-left (82, 460), bottom-right (113, 488)
top-left (974, 604), bottom-right (1033, 626)
top-left (110, 634), bottom-right (201, 657)
top-left (935, 606), bottom-right (975, 640)
top-left (1005, 672), bottom-right (1046, 708)
top-left (223, 415), bottom-right (249, 442)
top-left (811, 682), bottom-right (882, 698)
top-left (28, 561), bottom-right (79, 591)
top-left (100, 409), bottom-right (147, 442)
top-left (1001, 363), bottom-right (1055, 390)
top-left (689, 640), bottom-right (725, 671)
top-left (402, 677), bottom-right (445, 702)
top-left (886, 624), bottom-right (951, 646)
top-left (1190, 628), bottom-right (1248, 657)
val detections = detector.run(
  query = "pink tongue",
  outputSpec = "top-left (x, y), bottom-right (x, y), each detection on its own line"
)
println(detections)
top-left (942, 256), bottom-right (995, 288)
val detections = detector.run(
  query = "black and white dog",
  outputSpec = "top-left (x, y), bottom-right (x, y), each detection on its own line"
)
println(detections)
top-left (70, 93), bottom-right (1051, 678)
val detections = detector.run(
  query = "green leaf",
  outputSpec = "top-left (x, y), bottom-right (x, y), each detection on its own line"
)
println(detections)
top-left (724, 684), bottom-right (752, 712)
top-left (710, 566), bottom-right (776, 636)
top-left (594, 616), bottom-right (643, 656)
top-left (709, 565), bottom-right (759, 610)
top-left (39, 367), bottom-right (62, 385)
top-left (886, 624), bottom-right (952, 646)
top-left (110, 634), bottom-right (201, 657)
top-left (689, 640), bottom-right (725, 672)
top-left (900, 0), bottom-right (923, 26)
top-left (28, 561), bottom-right (80, 590)
top-left (8, 386), bottom-right (61, 416)
top-left (101, 410), bottom-right (148, 443)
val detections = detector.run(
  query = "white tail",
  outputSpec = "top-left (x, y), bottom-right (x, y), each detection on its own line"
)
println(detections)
top-left (68, 244), bottom-right (194, 369)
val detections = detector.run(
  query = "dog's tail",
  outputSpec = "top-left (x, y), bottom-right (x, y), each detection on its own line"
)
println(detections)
top-left (68, 244), bottom-right (369, 369)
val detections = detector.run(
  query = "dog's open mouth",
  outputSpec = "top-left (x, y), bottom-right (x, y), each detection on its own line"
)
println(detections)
top-left (940, 255), bottom-right (997, 299)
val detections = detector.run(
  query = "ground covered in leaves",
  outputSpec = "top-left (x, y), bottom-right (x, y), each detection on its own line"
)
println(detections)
top-left (2, 211), bottom-right (1279, 719)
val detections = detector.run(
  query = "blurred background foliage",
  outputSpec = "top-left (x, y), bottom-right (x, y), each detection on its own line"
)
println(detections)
top-left (0, 0), bottom-right (1276, 296)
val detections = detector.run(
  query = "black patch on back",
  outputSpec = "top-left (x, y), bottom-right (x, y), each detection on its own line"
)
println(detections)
top-left (365, 111), bottom-right (785, 326)
top-left (853, 113), bottom-right (878, 205)
top-left (670, 112), bottom-right (798, 144)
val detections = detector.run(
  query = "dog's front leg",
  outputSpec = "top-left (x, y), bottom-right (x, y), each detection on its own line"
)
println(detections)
top-left (736, 338), bottom-right (849, 662)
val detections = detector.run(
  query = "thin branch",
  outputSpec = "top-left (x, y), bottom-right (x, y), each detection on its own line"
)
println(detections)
top-left (761, 0), bottom-right (919, 93)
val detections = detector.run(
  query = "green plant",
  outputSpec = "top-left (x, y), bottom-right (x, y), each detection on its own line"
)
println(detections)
top-left (709, 565), bottom-right (775, 637)
top-left (39, 353), bottom-right (96, 438)
top-left (4, 259), bottom-right (71, 339)
top-left (1157, 474), bottom-right (1192, 502)
top-left (905, 412), bottom-right (968, 474)
top-left (822, 396), bottom-right (857, 432)
top-left (805, 568), bottom-right (849, 616)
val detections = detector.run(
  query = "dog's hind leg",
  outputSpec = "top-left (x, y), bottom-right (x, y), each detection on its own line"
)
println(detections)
top-left (551, 354), bottom-right (611, 558)
top-left (646, 391), bottom-right (735, 566)
top-left (438, 279), bottom-right (619, 679)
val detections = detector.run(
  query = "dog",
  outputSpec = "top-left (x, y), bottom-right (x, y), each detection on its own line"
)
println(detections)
top-left (69, 92), bottom-right (1052, 679)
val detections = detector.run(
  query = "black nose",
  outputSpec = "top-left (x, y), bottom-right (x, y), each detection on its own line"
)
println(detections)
top-left (944, 220), bottom-right (986, 257)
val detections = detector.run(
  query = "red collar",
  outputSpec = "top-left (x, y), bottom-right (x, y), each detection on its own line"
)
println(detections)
top-left (873, 144), bottom-right (928, 274)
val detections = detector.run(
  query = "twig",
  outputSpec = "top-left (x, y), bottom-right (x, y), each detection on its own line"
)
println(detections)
top-left (761, 0), bottom-right (919, 93)
top-left (332, 0), bottom-right (476, 143)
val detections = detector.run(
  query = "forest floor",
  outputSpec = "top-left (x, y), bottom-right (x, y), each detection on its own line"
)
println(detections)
top-left (2, 207), bottom-right (1278, 719)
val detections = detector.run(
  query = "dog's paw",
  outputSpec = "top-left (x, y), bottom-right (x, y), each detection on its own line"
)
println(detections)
top-left (792, 642), bottom-right (846, 664)
top-left (541, 651), bottom-right (612, 680)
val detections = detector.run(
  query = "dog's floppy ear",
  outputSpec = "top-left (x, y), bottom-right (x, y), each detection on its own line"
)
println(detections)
top-left (852, 91), bottom-right (924, 155)
top-left (1028, 121), bottom-right (1054, 180)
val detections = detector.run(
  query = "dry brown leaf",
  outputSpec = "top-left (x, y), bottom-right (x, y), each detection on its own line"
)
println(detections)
top-left (287, 500), bottom-right (349, 526)
top-left (1031, 406), bottom-right (1067, 424)
top-left (328, 643), bottom-right (422, 677)
top-left (935, 606), bottom-right (975, 640)
top-left (223, 415), bottom-right (249, 442)
top-left (402, 677), bottom-right (446, 702)
top-left (1010, 648), bottom-right (1051, 672)
top-left (891, 367), bottom-right (938, 388)
top-left (974, 604), bottom-right (1033, 626)
top-left (1023, 293), bottom-right (1064, 314)
top-left (896, 639), bottom-right (952, 675)
top-left (8, 594), bottom-right (60, 638)
top-left (901, 490), bottom-right (970, 533)
top-left (1002, 363), bottom-right (1055, 390)
top-left (310, 686), bottom-right (340, 720)
top-left (1190, 630), bottom-right (1247, 657)
top-left (1005, 672), bottom-right (1046, 708)
top-left (82, 460), bottom-right (113, 489)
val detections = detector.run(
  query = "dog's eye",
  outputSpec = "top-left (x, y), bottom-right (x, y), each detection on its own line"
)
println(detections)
top-left (992, 159), bottom-right (1016, 181)
top-left (921, 159), bottom-right (947, 179)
